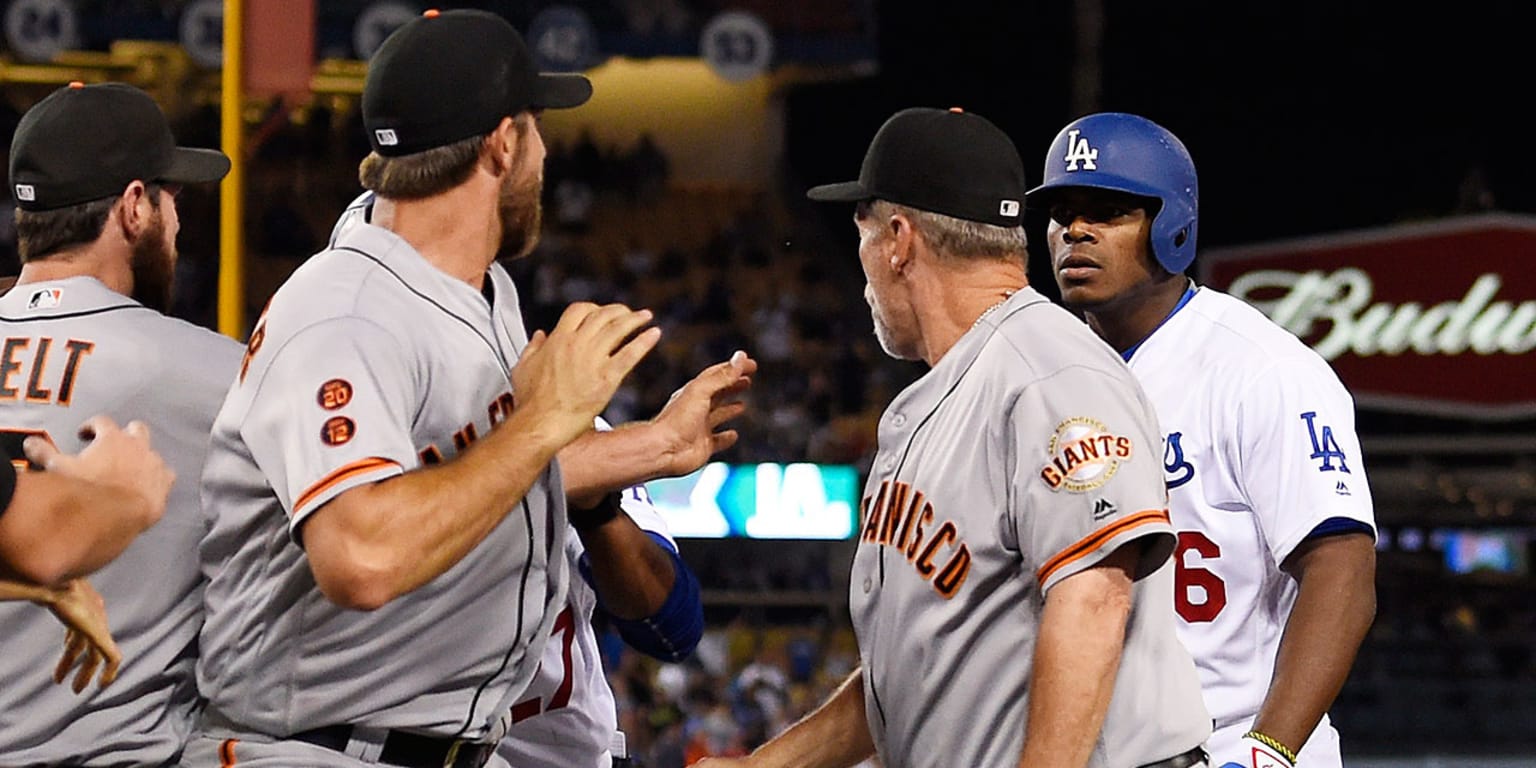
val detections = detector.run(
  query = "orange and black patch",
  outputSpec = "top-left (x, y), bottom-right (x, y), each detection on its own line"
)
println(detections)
top-left (320, 416), bottom-right (355, 446)
top-left (317, 378), bottom-right (353, 410)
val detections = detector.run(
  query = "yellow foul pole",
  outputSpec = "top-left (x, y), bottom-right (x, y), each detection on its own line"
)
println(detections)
top-left (218, 0), bottom-right (245, 339)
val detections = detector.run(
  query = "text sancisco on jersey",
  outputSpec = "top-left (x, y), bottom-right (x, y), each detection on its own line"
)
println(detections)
top-left (1125, 286), bottom-right (1376, 766)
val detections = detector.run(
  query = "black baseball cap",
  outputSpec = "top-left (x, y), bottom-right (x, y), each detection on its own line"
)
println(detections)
top-left (8, 82), bottom-right (230, 212)
top-left (362, 8), bottom-right (593, 157)
top-left (807, 107), bottom-right (1026, 228)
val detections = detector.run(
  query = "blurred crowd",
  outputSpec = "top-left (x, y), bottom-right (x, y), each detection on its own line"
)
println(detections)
top-left (596, 615), bottom-right (879, 767)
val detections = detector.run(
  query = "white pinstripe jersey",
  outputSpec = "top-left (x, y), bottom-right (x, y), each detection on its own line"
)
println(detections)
top-left (196, 222), bottom-right (568, 741)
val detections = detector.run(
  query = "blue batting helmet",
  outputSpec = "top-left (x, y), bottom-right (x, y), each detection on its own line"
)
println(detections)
top-left (1026, 112), bottom-right (1199, 274)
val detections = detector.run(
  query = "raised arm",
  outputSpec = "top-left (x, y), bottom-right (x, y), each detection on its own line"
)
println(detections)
top-left (303, 303), bottom-right (660, 610)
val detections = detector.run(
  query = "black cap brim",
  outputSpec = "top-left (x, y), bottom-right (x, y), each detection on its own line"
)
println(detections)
top-left (161, 147), bottom-right (231, 185)
top-left (805, 180), bottom-right (870, 202)
top-left (533, 74), bottom-right (593, 110)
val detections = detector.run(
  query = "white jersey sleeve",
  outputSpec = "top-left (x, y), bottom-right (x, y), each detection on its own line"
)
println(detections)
top-left (239, 316), bottom-right (415, 530)
top-left (1010, 364), bottom-right (1175, 592)
top-left (1230, 355), bottom-right (1377, 564)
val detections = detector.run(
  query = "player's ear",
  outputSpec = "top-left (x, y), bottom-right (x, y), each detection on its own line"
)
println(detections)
top-left (887, 210), bottom-right (917, 274)
top-left (115, 180), bottom-right (153, 240)
top-left (484, 116), bottom-right (520, 176)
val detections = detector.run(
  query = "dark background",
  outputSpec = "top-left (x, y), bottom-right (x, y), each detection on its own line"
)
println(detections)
top-left (788, 1), bottom-right (1534, 294)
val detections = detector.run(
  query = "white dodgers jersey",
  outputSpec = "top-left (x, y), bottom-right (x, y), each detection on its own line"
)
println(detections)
top-left (1126, 287), bottom-right (1376, 767)
top-left (494, 484), bottom-right (674, 768)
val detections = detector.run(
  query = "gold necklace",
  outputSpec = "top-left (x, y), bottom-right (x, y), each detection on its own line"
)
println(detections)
top-left (972, 289), bottom-right (1017, 330)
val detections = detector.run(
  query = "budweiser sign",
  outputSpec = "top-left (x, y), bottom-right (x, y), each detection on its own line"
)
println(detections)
top-left (1202, 213), bottom-right (1536, 418)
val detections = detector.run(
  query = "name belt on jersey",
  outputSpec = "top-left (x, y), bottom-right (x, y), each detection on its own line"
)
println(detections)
top-left (860, 479), bottom-right (971, 599)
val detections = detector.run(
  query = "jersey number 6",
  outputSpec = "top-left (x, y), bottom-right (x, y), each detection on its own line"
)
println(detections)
top-left (1174, 531), bottom-right (1226, 623)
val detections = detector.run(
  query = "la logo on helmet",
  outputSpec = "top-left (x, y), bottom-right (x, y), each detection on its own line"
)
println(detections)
top-left (1063, 129), bottom-right (1099, 171)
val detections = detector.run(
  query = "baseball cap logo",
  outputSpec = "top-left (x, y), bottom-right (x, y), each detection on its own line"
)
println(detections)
top-left (999, 199), bottom-right (1020, 217)
top-left (14, 184), bottom-right (35, 201)
top-left (374, 128), bottom-right (399, 146)
top-left (1063, 128), bottom-right (1099, 171)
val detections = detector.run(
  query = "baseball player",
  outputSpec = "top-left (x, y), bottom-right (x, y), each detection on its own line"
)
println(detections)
top-left (1029, 113), bottom-right (1378, 768)
top-left (700, 107), bottom-right (1211, 768)
top-left (0, 81), bottom-right (238, 765)
top-left (190, 11), bottom-right (739, 767)
top-left (332, 194), bottom-right (733, 768)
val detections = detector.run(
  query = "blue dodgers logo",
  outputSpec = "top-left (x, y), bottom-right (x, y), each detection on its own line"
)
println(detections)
top-left (1164, 432), bottom-right (1195, 489)
top-left (1300, 411), bottom-right (1351, 473)
top-left (1040, 417), bottom-right (1134, 493)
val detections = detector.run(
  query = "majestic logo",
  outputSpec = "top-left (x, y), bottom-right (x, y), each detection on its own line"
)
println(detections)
top-left (14, 184), bottom-right (34, 202)
top-left (1300, 411), bottom-right (1351, 473)
top-left (374, 128), bottom-right (399, 146)
top-left (1335, 480), bottom-right (1351, 496)
top-left (1091, 498), bottom-right (1117, 520)
top-left (1163, 431), bottom-right (1195, 489)
top-left (25, 288), bottom-right (62, 310)
top-left (1040, 417), bottom-right (1134, 493)
top-left (1062, 129), bottom-right (1099, 171)
top-left (999, 199), bottom-right (1021, 217)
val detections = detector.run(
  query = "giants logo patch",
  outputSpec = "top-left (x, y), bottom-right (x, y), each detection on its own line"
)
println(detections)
top-left (1040, 417), bottom-right (1133, 492)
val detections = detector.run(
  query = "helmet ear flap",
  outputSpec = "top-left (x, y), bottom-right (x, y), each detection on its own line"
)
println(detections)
top-left (1151, 207), bottom-right (1197, 274)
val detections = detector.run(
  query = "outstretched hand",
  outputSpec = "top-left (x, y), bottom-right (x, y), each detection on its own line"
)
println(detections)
top-left (651, 350), bottom-right (757, 478)
top-left (513, 302), bottom-right (662, 450)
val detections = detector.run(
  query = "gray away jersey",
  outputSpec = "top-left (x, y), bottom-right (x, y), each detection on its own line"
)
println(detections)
top-left (848, 287), bottom-right (1211, 768)
top-left (0, 277), bottom-right (243, 766)
top-left (196, 223), bottom-right (568, 742)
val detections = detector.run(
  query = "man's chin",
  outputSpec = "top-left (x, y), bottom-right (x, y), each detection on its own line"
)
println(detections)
top-left (1056, 283), bottom-right (1113, 312)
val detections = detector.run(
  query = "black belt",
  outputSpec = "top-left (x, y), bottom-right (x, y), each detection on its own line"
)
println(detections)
top-left (1138, 745), bottom-right (1209, 768)
top-left (291, 725), bottom-right (494, 768)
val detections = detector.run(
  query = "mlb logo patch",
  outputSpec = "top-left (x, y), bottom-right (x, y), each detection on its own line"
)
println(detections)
top-left (999, 199), bottom-right (1020, 217)
top-left (26, 288), bottom-right (62, 310)
top-left (374, 129), bottom-right (399, 146)
top-left (14, 184), bottom-right (35, 202)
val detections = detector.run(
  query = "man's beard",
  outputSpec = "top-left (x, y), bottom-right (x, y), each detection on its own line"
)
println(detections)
top-left (129, 212), bottom-right (175, 313)
top-left (497, 169), bottom-right (544, 261)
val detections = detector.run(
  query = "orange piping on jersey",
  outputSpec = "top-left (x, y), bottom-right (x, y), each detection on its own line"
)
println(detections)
top-left (219, 739), bottom-right (239, 767)
top-left (1035, 509), bottom-right (1170, 585)
top-left (293, 457), bottom-right (401, 514)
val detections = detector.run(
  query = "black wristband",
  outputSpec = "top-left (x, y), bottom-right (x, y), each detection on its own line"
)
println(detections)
top-left (570, 491), bottom-right (623, 532)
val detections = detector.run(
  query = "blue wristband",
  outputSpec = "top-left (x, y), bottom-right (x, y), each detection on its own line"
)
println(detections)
top-left (583, 532), bottom-right (704, 662)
